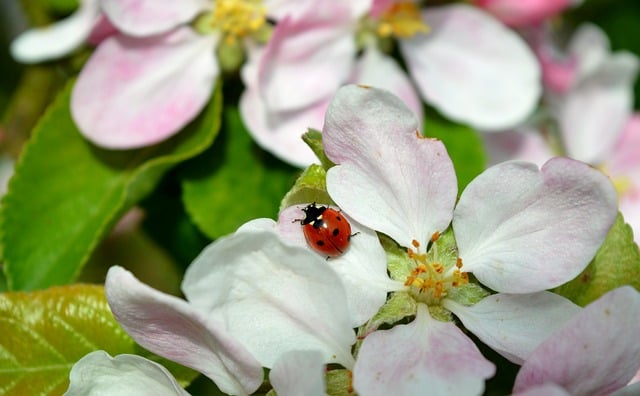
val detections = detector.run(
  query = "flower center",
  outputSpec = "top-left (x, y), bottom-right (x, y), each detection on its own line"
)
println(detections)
top-left (403, 235), bottom-right (469, 305)
top-left (376, 2), bottom-right (429, 39)
top-left (598, 165), bottom-right (634, 197)
top-left (209, 0), bottom-right (266, 43)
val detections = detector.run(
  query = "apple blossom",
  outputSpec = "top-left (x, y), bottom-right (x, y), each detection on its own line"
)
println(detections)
top-left (322, 85), bottom-right (617, 393)
top-left (241, 0), bottom-right (541, 166)
top-left (70, 0), bottom-right (304, 149)
top-left (10, 0), bottom-right (116, 63)
top-left (484, 24), bottom-right (640, 242)
top-left (513, 286), bottom-right (640, 396)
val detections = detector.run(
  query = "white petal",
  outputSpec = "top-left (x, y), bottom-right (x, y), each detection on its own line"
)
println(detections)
top-left (101, 0), bottom-right (210, 36)
top-left (239, 84), bottom-right (324, 167)
top-left (513, 287), bottom-right (640, 395)
top-left (278, 205), bottom-right (403, 327)
top-left (568, 24), bottom-right (610, 80)
top-left (350, 45), bottom-right (424, 123)
top-left (481, 128), bottom-right (553, 167)
top-left (453, 157), bottom-right (617, 293)
top-left (324, 85), bottom-right (458, 249)
top-left (182, 227), bottom-right (356, 369)
top-left (10, 0), bottom-right (100, 63)
top-left (72, 28), bottom-right (219, 149)
top-left (513, 383), bottom-right (571, 396)
top-left (257, 3), bottom-right (356, 113)
top-left (444, 292), bottom-right (580, 364)
top-left (269, 350), bottom-right (326, 396)
top-left (556, 52), bottom-right (638, 164)
top-left (65, 351), bottom-right (189, 396)
top-left (353, 304), bottom-right (495, 396)
top-left (401, 4), bottom-right (541, 130)
top-left (105, 267), bottom-right (263, 395)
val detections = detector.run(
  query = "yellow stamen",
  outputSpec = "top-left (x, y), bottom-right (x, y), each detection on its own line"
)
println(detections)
top-left (210, 0), bottom-right (266, 44)
top-left (377, 2), bottom-right (429, 39)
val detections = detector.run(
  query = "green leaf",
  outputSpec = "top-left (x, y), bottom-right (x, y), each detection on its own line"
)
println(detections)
top-left (1, 80), bottom-right (222, 291)
top-left (0, 284), bottom-right (197, 395)
top-left (301, 129), bottom-right (334, 170)
top-left (181, 106), bottom-right (298, 239)
top-left (423, 108), bottom-right (486, 191)
top-left (279, 164), bottom-right (332, 211)
top-left (554, 212), bottom-right (640, 306)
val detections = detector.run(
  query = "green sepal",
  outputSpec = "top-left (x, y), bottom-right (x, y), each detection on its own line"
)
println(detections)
top-left (1, 80), bottom-right (222, 290)
top-left (0, 284), bottom-right (198, 394)
top-left (553, 212), bottom-right (640, 305)
top-left (326, 369), bottom-right (354, 396)
top-left (302, 129), bottom-right (335, 170)
top-left (423, 108), bottom-right (486, 191)
top-left (180, 106), bottom-right (298, 239)
top-left (359, 291), bottom-right (417, 336)
top-left (279, 164), bottom-right (332, 211)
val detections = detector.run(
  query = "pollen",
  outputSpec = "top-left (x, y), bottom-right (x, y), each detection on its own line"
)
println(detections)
top-left (376, 2), bottom-right (429, 39)
top-left (210, 0), bottom-right (266, 44)
top-left (404, 242), bottom-right (469, 305)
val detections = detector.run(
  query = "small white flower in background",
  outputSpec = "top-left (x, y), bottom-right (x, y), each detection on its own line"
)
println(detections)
top-left (484, 23), bottom-right (640, 243)
top-left (321, 85), bottom-right (617, 394)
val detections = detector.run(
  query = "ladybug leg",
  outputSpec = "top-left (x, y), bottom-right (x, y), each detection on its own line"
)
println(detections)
top-left (348, 232), bottom-right (360, 241)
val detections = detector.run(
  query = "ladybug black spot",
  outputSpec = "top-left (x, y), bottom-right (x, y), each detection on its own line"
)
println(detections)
top-left (332, 228), bottom-right (340, 237)
top-left (316, 240), bottom-right (325, 246)
top-left (336, 215), bottom-right (342, 221)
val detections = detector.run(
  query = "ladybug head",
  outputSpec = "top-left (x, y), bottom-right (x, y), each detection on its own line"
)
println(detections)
top-left (301, 203), bottom-right (327, 225)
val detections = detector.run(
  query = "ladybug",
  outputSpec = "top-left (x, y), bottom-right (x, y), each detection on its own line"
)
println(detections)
top-left (297, 203), bottom-right (354, 258)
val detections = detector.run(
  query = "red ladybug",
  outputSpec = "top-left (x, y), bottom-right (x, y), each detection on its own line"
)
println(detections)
top-left (298, 203), bottom-right (353, 257)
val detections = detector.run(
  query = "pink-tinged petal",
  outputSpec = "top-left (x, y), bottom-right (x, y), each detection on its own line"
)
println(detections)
top-left (257, 4), bottom-right (357, 113)
top-left (65, 351), bottom-right (189, 396)
top-left (350, 45), bottom-right (424, 123)
top-left (353, 304), bottom-right (495, 396)
top-left (513, 383), bottom-right (571, 396)
top-left (514, 287), bottom-right (640, 395)
top-left (370, 0), bottom-right (396, 17)
top-left (101, 0), bottom-right (210, 36)
top-left (533, 29), bottom-right (578, 94)
top-left (105, 267), bottom-right (263, 395)
top-left (444, 292), bottom-right (580, 364)
top-left (278, 206), bottom-right (403, 327)
top-left (239, 84), bottom-right (323, 167)
top-left (474, 0), bottom-right (574, 27)
top-left (324, 85), bottom-right (458, 250)
top-left (610, 114), bottom-right (640, 176)
top-left (72, 28), bottom-right (219, 149)
top-left (10, 0), bottom-right (100, 63)
top-left (454, 157), bottom-right (617, 293)
top-left (87, 14), bottom-right (118, 45)
top-left (266, 0), bottom-right (371, 20)
top-left (555, 52), bottom-right (638, 164)
top-left (400, 4), bottom-right (541, 130)
top-left (270, 350), bottom-right (326, 396)
top-left (482, 127), bottom-right (553, 167)
top-left (182, 227), bottom-right (356, 369)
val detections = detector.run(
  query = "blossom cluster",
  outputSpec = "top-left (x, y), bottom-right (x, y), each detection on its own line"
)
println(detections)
top-left (65, 85), bottom-right (640, 395)
top-left (4, 0), bottom-right (639, 395)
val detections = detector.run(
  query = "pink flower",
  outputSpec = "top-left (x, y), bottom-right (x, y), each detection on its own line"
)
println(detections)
top-left (513, 286), bottom-right (640, 396)
top-left (241, 0), bottom-right (541, 166)
top-left (322, 85), bottom-right (617, 394)
top-left (70, 0), bottom-right (297, 149)
top-left (473, 0), bottom-right (579, 27)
